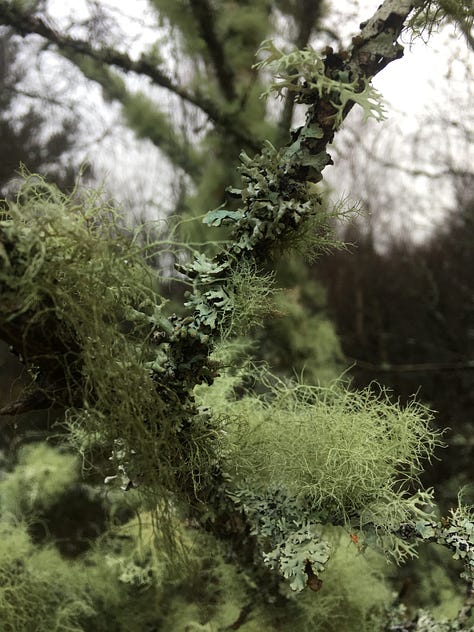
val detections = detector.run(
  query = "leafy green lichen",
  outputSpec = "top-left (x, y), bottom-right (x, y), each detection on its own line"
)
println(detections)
top-left (254, 40), bottom-right (386, 125)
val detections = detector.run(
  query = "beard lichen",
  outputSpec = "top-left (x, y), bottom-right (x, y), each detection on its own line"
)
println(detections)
top-left (0, 174), bottom-right (220, 551)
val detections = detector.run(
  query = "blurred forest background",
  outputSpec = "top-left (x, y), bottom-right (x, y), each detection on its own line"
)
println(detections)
top-left (0, 0), bottom-right (473, 630)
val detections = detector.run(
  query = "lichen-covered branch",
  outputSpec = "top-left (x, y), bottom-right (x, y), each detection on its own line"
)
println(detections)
top-left (3, 0), bottom-right (470, 603)
top-left (278, 0), bottom-right (324, 138)
top-left (174, 0), bottom-right (415, 347)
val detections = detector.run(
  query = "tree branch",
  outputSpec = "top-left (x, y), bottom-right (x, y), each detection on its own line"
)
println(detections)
top-left (0, 0), bottom-right (261, 151)
top-left (275, 0), bottom-right (414, 189)
top-left (188, 0), bottom-right (237, 102)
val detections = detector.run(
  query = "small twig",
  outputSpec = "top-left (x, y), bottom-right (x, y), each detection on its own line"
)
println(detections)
top-left (0, 389), bottom-right (51, 417)
top-left (222, 601), bottom-right (254, 630)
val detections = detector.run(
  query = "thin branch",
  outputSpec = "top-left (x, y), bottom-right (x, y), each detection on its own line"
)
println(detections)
top-left (189, 0), bottom-right (236, 102)
top-left (0, 0), bottom-right (261, 151)
top-left (0, 390), bottom-right (51, 417)
top-left (456, 15), bottom-right (474, 52)
top-left (3, 85), bottom-right (73, 109)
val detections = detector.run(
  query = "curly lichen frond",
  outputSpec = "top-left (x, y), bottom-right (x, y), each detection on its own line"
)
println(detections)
top-left (221, 381), bottom-right (440, 514)
top-left (254, 40), bottom-right (386, 125)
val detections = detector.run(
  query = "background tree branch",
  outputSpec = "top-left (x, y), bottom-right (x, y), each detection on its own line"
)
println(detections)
top-left (0, 0), bottom-right (261, 151)
top-left (188, 0), bottom-right (237, 101)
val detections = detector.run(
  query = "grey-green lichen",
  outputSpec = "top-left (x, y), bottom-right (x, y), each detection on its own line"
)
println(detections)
top-left (254, 40), bottom-right (386, 125)
top-left (411, 497), bottom-right (474, 586)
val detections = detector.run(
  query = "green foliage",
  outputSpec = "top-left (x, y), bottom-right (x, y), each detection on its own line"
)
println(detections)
top-left (0, 440), bottom-right (397, 631)
top-left (254, 41), bottom-right (386, 125)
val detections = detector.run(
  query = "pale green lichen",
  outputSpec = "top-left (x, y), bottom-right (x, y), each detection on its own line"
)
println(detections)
top-left (197, 370), bottom-right (442, 589)
top-left (222, 381), bottom-right (439, 519)
top-left (0, 443), bottom-right (79, 518)
top-left (254, 40), bottom-right (386, 125)
top-left (0, 173), bottom-right (220, 553)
